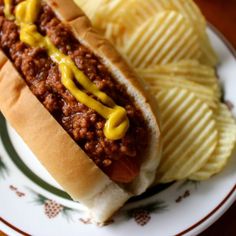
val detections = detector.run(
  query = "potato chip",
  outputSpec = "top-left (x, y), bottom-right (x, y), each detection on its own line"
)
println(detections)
top-left (154, 88), bottom-right (218, 183)
top-left (159, 0), bottom-right (218, 66)
top-left (137, 69), bottom-right (218, 109)
top-left (122, 11), bottom-right (201, 68)
top-left (117, 0), bottom-right (218, 65)
top-left (189, 104), bottom-right (236, 180)
top-left (119, 0), bottom-right (170, 36)
top-left (168, 0), bottom-right (206, 32)
top-left (119, 0), bottom-right (204, 37)
top-left (138, 60), bottom-right (221, 98)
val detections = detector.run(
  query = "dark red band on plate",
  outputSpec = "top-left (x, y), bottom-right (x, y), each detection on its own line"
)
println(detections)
top-left (176, 185), bottom-right (236, 236)
top-left (0, 217), bottom-right (31, 236)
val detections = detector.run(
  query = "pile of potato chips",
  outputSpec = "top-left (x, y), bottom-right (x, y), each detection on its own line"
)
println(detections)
top-left (74, 0), bottom-right (236, 183)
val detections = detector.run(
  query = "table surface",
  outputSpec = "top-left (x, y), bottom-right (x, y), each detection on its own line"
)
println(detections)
top-left (0, 1), bottom-right (236, 236)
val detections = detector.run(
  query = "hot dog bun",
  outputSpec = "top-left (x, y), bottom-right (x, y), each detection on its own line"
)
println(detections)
top-left (0, 0), bottom-right (161, 223)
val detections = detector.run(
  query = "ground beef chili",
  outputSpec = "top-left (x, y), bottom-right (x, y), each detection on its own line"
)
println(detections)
top-left (0, 1), bottom-right (149, 183)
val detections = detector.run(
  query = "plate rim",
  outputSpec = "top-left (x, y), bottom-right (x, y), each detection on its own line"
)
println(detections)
top-left (0, 24), bottom-right (236, 236)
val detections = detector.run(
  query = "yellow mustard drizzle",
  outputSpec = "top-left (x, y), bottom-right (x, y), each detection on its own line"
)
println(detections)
top-left (5, 0), bottom-right (130, 140)
top-left (3, 0), bottom-right (14, 19)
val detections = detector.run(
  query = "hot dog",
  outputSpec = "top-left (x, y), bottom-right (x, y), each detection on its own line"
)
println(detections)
top-left (0, 0), bottom-right (161, 223)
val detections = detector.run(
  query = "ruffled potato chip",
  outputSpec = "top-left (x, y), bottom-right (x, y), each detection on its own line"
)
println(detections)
top-left (138, 69), bottom-right (218, 109)
top-left (138, 60), bottom-right (221, 98)
top-left (166, 0), bottom-right (218, 65)
top-left (123, 11), bottom-right (201, 68)
top-left (155, 88), bottom-right (218, 183)
top-left (119, 0), bottom-right (170, 36)
top-left (120, 0), bottom-right (218, 65)
top-left (190, 104), bottom-right (236, 180)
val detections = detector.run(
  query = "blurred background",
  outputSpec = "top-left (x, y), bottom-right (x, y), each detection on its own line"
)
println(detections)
top-left (195, 0), bottom-right (236, 48)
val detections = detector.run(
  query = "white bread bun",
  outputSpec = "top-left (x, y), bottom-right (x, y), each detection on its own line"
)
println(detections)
top-left (0, 0), bottom-right (161, 223)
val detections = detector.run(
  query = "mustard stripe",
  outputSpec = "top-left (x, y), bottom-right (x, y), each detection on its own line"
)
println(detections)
top-left (5, 0), bottom-right (129, 140)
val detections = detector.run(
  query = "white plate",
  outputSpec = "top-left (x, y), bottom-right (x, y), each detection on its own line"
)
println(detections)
top-left (0, 25), bottom-right (236, 236)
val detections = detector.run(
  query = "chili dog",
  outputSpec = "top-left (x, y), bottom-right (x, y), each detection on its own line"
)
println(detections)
top-left (0, 0), bottom-right (161, 223)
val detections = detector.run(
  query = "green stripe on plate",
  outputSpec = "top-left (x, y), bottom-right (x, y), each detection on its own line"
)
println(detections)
top-left (0, 113), bottom-right (72, 200)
